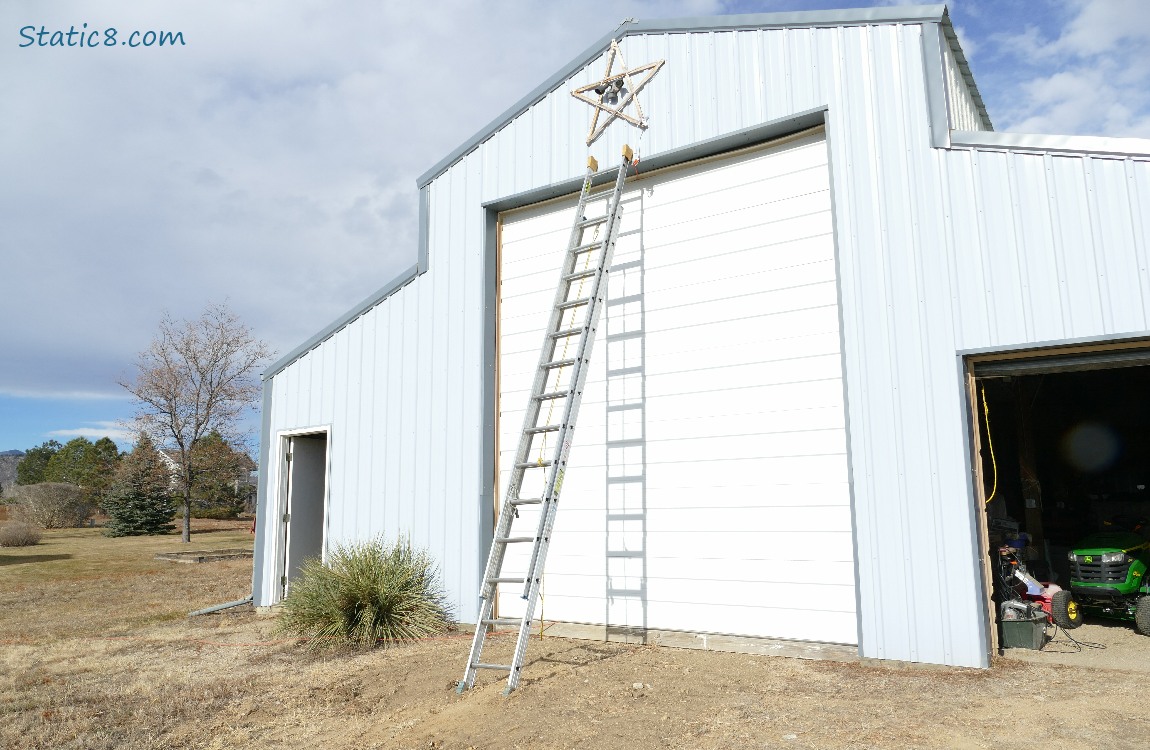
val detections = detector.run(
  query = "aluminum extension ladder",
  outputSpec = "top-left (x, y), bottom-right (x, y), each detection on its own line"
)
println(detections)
top-left (458, 145), bottom-right (633, 694)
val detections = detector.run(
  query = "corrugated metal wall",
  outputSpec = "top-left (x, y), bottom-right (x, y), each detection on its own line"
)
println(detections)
top-left (258, 14), bottom-right (1150, 668)
top-left (941, 32), bottom-right (986, 132)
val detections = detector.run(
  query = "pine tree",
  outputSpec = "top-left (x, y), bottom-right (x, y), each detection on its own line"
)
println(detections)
top-left (103, 435), bottom-right (176, 537)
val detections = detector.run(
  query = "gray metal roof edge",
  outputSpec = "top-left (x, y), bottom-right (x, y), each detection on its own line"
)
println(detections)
top-left (263, 262), bottom-right (421, 379)
top-left (950, 130), bottom-right (1150, 158)
top-left (415, 4), bottom-right (947, 188)
top-left (938, 8), bottom-right (992, 131)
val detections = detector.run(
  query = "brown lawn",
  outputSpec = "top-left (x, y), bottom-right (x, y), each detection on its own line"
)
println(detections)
top-left (1, 522), bottom-right (1147, 749)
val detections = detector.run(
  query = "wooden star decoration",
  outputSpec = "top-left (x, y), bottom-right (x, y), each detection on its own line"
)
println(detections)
top-left (571, 39), bottom-right (664, 147)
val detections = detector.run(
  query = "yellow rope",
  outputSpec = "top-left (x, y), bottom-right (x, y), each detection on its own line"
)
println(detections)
top-left (981, 384), bottom-right (998, 505)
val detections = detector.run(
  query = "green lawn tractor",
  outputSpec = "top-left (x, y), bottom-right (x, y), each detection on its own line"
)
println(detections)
top-left (1052, 517), bottom-right (1150, 635)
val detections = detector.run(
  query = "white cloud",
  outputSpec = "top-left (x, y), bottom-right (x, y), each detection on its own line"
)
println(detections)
top-left (984, 0), bottom-right (1150, 135)
top-left (0, 0), bottom-right (726, 402)
top-left (47, 421), bottom-right (136, 443)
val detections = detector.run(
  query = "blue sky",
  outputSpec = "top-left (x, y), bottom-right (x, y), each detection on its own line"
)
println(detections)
top-left (1, 0), bottom-right (1148, 456)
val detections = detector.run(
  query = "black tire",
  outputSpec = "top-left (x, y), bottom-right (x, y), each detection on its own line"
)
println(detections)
top-left (1135, 596), bottom-right (1150, 637)
top-left (1052, 590), bottom-right (1083, 630)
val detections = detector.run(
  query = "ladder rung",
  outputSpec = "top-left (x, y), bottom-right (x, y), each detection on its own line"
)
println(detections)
top-left (474, 663), bottom-right (514, 671)
top-left (607, 588), bottom-right (645, 597)
top-left (606, 550), bottom-right (644, 558)
top-left (557, 298), bottom-right (591, 310)
top-left (550, 327), bottom-right (585, 339)
top-left (511, 498), bottom-right (543, 506)
top-left (481, 618), bottom-right (530, 626)
top-left (487, 577), bottom-right (525, 584)
top-left (534, 391), bottom-right (570, 401)
top-left (572, 240), bottom-right (606, 255)
top-left (541, 358), bottom-right (576, 370)
top-left (525, 425), bottom-right (561, 434)
top-left (515, 460), bottom-right (552, 469)
top-left (578, 216), bottom-right (607, 228)
top-left (495, 536), bottom-right (535, 544)
top-left (562, 268), bottom-right (598, 283)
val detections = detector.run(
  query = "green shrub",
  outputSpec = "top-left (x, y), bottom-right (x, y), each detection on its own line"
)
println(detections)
top-left (276, 537), bottom-right (453, 650)
top-left (0, 520), bottom-right (42, 547)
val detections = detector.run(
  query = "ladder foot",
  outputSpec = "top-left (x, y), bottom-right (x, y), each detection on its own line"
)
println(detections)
top-left (456, 681), bottom-right (468, 695)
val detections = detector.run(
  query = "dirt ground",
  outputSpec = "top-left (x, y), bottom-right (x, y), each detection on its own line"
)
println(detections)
top-left (2, 525), bottom-right (1149, 749)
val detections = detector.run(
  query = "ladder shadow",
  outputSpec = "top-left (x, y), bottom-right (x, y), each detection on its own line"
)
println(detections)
top-left (604, 190), bottom-right (649, 643)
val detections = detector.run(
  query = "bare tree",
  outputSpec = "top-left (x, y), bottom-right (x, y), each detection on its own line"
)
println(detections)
top-left (121, 303), bottom-right (272, 542)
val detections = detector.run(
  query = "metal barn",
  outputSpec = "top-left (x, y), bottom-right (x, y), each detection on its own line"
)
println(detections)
top-left (252, 4), bottom-right (1150, 669)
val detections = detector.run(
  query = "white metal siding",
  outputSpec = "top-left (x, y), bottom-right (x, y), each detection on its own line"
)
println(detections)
top-left (496, 135), bottom-right (855, 644)
top-left (259, 14), bottom-right (1150, 669)
top-left (941, 37), bottom-right (985, 132)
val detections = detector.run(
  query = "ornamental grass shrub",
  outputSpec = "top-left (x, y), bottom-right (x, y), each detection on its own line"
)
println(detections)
top-left (276, 537), bottom-right (453, 650)
top-left (0, 520), bottom-right (42, 547)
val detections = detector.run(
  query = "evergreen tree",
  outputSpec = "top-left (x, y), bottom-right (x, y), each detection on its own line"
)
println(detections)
top-left (103, 434), bottom-right (175, 537)
top-left (16, 440), bottom-right (62, 485)
top-left (42, 436), bottom-right (123, 508)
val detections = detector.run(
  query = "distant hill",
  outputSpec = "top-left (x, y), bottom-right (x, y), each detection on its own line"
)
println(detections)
top-left (0, 451), bottom-right (23, 498)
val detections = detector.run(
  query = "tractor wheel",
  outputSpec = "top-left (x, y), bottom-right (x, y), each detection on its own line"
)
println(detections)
top-left (1135, 596), bottom-right (1150, 637)
top-left (1052, 590), bottom-right (1083, 630)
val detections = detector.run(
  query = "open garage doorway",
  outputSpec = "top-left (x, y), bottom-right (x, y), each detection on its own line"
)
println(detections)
top-left (968, 342), bottom-right (1150, 667)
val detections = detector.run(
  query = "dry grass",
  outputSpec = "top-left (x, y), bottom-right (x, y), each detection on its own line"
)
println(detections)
top-left (2, 523), bottom-right (1149, 749)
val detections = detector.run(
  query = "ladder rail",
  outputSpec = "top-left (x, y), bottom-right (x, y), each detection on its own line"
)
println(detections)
top-left (459, 146), bottom-right (632, 695)
top-left (521, 158), bottom-right (629, 599)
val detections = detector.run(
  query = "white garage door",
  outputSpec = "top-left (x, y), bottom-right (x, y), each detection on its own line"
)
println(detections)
top-left (496, 131), bottom-right (856, 645)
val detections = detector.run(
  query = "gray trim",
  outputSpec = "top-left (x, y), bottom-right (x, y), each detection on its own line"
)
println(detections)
top-left (251, 379), bottom-right (273, 606)
top-left (921, 22), bottom-right (951, 149)
top-left (263, 263), bottom-right (420, 379)
top-left (416, 6), bottom-right (946, 188)
top-left (417, 185), bottom-right (430, 273)
top-left (484, 108), bottom-right (828, 214)
top-left (957, 330), bottom-right (1150, 359)
top-left (477, 206), bottom-right (499, 599)
top-left (954, 355), bottom-right (992, 668)
top-left (950, 130), bottom-right (1150, 158)
top-left (822, 112), bottom-right (866, 658)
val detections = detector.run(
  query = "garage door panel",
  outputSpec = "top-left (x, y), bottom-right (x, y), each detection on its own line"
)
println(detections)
top-left (641, 184), bottom-right (831, 242)
top-left (645, 403), bottom-right (845, 440)
top-left (497, 133), bottom-right (856, 645)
